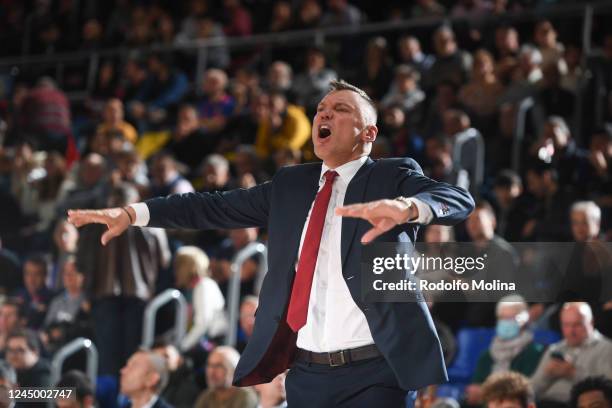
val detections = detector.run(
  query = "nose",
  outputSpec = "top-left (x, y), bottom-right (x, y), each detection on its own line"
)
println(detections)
top-left (319, 108), bottom-right (332, 120)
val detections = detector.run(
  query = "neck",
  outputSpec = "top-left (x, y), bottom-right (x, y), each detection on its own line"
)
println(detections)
top-left (66, 288), bottom-right (81, 298)
top-left (129, 391), bottom-right (155, 408)
top-left (214, 387), bottom-right (235, 401)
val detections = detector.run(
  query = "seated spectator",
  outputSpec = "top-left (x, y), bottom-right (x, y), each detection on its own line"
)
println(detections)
top-left (522, 161), bottom-right (574, 241)
top-left (534, 20), bottom-right (566, 71)
top-left (381, 65), bottom-right (425, 124)
top-left (43, 256), bottom-right (89, 330)
top-left (379, 104), bottom-right (424, 162)
top-left (254, 372), bottom-right (287, 408)
top-left (428, 26), bottom-right (472, 88)
top-left (265, 61), bottom-right (294, 100)
top-left (152, 341), bottom-right (202, 408)
top-left (174, 246), bottom-right (227, 351)
top-left (120, 350), bottom-right (172, 408)
top-left (32, 152), bottom-right (69, 235)
top-left (221, 0), bottom-right (252, 37)
top-left (482, 371), bottom-right (535, 408)
top-left (254, 92), bottom-right (311, 159)
top-left (95, 98), bottom-right (138, 145)
top-left (149, 153), bottom-right (195, 197)
top-left (355, 37), bottom-right (393, 102)
top-left (531, 303), bottom-right (612, 408)
top-left (396, 36), bottom-right (434, 78)
top-left (500, 45), bottom-right (543, 104)
top-left (198, 154), bottom-right (232, 193)
top-left (459, 49), bottom-right (505, 118)
top-left (570, 376), bottom-right (612, 408)
top-left (465, 296), bottom-right (544, 406)
top-left (194, 346), bottom-right (257, 408)
top-left (491, 170), bottom-right (526, 241)
top-left (296, 0), bottom-right (322, 29)
top-left (0, 243), bottom-right (21, 296)
top-left (164, 104), bottom-right (216, 170)
top-left (5, 329), bottom-right (51, 388)
top-left (318, 0), bottom-right (362, 27)
top-left (0, 299), bottom-right (25, 356)
top-left (292, 46), bottom-right (337, 116)
top-left (129, 53), bottom-right (189, 130)
top-left (411, 0), bottom-right (446, 19)
top-left (494, 26), bottom-right (520, 85)
top-left (233, 145), bottom-right (269, 185)
top-left (423, 80), bottom-right (462, 138)
top-left (236, 296), bottom-right (258, 353)
top-left (210, 228), bottom-right (260, 297)
top-left (269, 1), bottom-right (293, 33)
top-left (112, 149), bottom-right (149, 200)
top-left (14, 254), bottom-right (54, 330)
top-left (197, 69), bottom-right (235, 135)
top-left (539, 62), bottom-right (575, 120)
top-left (55, 370), bottom-right (95, 408)
top-left (570, 201), bottom-right (602, 242)
top-left (0, 360), bottom-right (16, 408)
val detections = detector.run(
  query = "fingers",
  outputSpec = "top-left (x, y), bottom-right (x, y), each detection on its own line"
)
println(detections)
top-left (67, 209), bottom-right (109, 228)
top-left (101, 227), bottom-right (120, 246)
top-left (360, 218), bottom-right (396, 244)
top-left (335, 203), bottom-right (368, 218)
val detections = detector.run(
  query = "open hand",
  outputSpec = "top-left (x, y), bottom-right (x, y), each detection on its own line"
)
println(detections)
top-left (335, 199), bottom-right (417, 244)
top-left (67, 207), bottom-right (132, 245)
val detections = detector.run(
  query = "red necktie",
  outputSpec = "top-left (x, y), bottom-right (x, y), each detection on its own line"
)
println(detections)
top-left (286, 170), bottom-right (338, 332)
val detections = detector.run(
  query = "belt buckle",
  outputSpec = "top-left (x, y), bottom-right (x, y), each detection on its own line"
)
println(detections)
top-left (328, 350), bottom-right (346, 367)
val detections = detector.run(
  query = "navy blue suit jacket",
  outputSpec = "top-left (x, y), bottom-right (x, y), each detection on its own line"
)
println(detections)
top-left (145, 157), bottom-right (474, 391)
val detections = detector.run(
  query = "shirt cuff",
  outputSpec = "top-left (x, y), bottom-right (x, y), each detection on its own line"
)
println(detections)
top-left (129, 202), bottom-right (150, 226)
top-left (407, 198), bottom-right (434, 225)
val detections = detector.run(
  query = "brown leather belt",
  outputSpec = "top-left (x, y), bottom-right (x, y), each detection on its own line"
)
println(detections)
top-left (295, 344), bottom-right (382, 367)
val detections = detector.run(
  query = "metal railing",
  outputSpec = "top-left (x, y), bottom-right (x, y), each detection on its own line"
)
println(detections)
top-left (452, 127), bottom-right (485, 195)
top-left (2, 1), bottom-right (611, 98)
top-left (50, 337), bottom-right (98, 388)
top-left (224, 241), bottom-right (268, 348)
top-left (141, 289), bottom-right (188, 349)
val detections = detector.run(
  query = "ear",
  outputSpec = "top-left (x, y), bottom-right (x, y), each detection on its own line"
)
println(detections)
top-left (362, 125), bottom-right (378, 143)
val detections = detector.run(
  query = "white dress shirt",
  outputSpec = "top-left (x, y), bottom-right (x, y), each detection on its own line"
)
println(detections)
top-left (131, 156), bottom-right (433, 353)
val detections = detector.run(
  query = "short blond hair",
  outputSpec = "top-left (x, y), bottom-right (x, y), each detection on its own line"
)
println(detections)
top-left (174, 246), bottom-right (210, 280)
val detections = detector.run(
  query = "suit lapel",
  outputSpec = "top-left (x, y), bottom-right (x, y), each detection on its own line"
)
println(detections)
top-left (341, 158), bottom-right (375, 270)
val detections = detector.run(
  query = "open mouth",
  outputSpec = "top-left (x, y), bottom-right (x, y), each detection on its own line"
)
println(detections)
top-left (319, 125), bottom-right (332, 139)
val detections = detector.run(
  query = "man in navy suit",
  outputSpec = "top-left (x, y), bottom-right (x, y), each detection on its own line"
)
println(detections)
top-left (68, 80), bottom-right (474, 407)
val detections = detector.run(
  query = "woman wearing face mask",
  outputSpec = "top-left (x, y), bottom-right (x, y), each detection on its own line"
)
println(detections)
top-left (464, 295), bottom-right (546, 406)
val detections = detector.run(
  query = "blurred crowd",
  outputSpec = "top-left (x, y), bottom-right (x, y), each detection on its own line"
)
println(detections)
top-left (1, 0), bottom-right (612, 407)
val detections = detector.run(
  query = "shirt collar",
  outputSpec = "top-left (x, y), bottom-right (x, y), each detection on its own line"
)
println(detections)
top-left (320, 156), bottom-right (368, 185)
top-left (140, 395), bottom-right (159, 408)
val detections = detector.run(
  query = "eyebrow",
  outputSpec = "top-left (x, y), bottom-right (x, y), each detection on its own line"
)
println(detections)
top-left (317, 101), bottom-right (355, 110)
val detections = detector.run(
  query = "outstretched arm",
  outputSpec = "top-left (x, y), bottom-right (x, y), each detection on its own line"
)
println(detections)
top-left (68, 181), bottom-right (273, 245)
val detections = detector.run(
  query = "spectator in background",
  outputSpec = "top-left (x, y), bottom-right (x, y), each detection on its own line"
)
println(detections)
top-left (531, 303), bottom-right (612, 408)
top-left (494, 26), bottom-right (520, 85)
top-left (149, 153), bottom-right (195, 197)
top-left (381, 65), bottom-right (425, 125)
top-left (0, 299), bottom-right (24, 356)
top-left (198, 69), bottom-right (236, 136)
top-left (210, 228), bottom-right (260, 297)
top-left (254, 92), bottom-right (311, 159)
top-left (529, 117), bottom-right (588, 189)
top-left (18, 78), bottom-right (74, 159)
top-left (356, 36), bottom-right (394, 102)
top-left (0, 360), bottom-right (16, 408)
top-left (5, 329), bottom-right (51, 388)
top-left (152, 341), bottom-right (202, 408)
top-left (296, 0), bottom-right (322, 29)
top-left (491, 170), bottom-right (527, 241)
top-left (164, 104), bottom-right (216, 171)
top-left (14, 254), bottom-right (54, 330)
top-left (254, 372), bottom-right (287, 408)
top-left (379, 104), bottom-right (424, 162)
top-left (174, 246), bottom-right (227, 351)
top-left (534, 20), bottom-right (565, 71)
top-left (194, 346), bottom-right (257, 408)
top-left (32, 152), bottom-right (69, 236)
top-left (95, 98), bottom-right (138, 145)
top-left (570, 376), bottom-right (612, 408)
top-left (112, 149), bottom-right (149, 200)
top-left (396, 36), bottom-right (434, 78)
top-left (428, 26), bottom-right (472, 89)
top-left (459, 49), bottom-right (505, 119)
top-left (319, 0), bottom-right (362, 27)
top-left (500, 45), bottom-right (543, 104)
top-left (411, 0), bottom-right (446, 19)
top-left (120, 350), bottom-right (172, 408)
top-left (451, 0), bottom-right (493, 18)
top-left (424, 80), bottom-right (462, 138)
top-left (0, 242), bottom-right (21, 296)
top-left (466, 296), bottom-right (545, 406)
top-left (236, 296), bottom-right (258, 353)
top-left (561, 45), bottom-right (583, 93)
top-left (233, 145), bottom-right (268, 185)
top-left (122, 57), bottom-right (150, 108)
top-left (482, 371), bottom-right (535, 408)
top-left (55, 370), bottom-right (95, 408)
top-left (222, 0), bottom-right (252, 37)
top-left (269, 1), bottom-right (294, 33)
top-left (292, 46), bottom-right (337, 116)
top-left (77, 183), bottom-right (170, 376)
top-left (198, 154), bottom-right (232, 193)
top-left (266, 61), bottom-right (294, 100)
top-left (570, 201), bottom-right (602, 242)
top-left (43, 257), bottom-right (88, 329)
